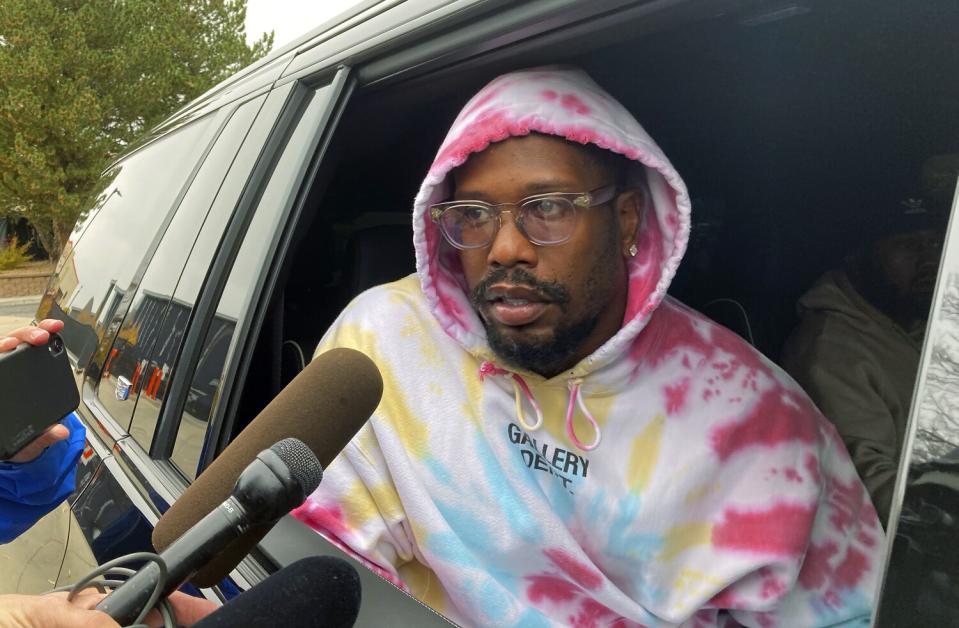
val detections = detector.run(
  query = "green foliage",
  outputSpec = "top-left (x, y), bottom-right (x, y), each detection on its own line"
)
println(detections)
top-left (0, 0), bottom-right (273, 259)
top-left (0, 236), bottom-right (33, 270)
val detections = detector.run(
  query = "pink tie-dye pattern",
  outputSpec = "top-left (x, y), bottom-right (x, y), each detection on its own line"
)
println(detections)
top-left (292, 500), bottom-right (410, 592)
top-left (663, 377), bottom-right (692, 415)
top-left (712, 502), bottom-right (817, 557)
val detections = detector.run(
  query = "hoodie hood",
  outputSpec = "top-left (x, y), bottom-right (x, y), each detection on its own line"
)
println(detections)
top-left (412, 67), bottom-right (691, 373)
top-left (798, 269), bottom-right (925, 346)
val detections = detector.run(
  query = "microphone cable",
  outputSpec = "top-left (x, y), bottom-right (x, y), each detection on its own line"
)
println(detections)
top-left (47, 551), bottom-right (180, 628)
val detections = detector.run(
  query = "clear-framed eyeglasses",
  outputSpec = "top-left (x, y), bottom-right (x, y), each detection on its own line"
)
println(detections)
top-left (429, 184), bottom-right (619, 250)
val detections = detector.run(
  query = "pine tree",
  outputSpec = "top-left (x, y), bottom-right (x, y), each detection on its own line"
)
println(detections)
top-left (0, 0), bottom-right (273, 258)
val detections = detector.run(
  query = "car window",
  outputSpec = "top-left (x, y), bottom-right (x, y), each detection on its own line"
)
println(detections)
top-left (118, 86), bottom-right (295, 466)
top-left (164, 75), bottom-right (349, 479)
top-left (92, 95), bottom-right (265, 443)
top-left (42, 114), bottom-right (220, 369)
top-left (876, 183), bottom-right (959, 625)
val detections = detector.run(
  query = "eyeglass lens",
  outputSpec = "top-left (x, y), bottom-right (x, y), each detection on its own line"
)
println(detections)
top-left (441, 197), bottom-right (578, 248)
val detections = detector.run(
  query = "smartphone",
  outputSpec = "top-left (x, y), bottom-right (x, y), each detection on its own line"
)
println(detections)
top-left (0, 332), bottom-right (81, 460)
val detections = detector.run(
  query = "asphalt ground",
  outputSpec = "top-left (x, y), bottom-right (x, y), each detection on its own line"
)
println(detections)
top-left (0, 296), bottom-right (41, 335)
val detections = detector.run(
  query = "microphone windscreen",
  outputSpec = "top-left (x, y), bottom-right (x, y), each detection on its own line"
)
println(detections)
top-left (191, 556), bottom-right (362, 628)
top-left (153, 347), bottom-right (383, 587)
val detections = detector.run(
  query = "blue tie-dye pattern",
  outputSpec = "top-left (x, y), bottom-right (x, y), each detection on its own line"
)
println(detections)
top-left (434, 497), bottom-right (495, 552)
top-left (424, 455), bottom-right (453, 485)
top-left (586, 488), bottom-right (606, 522)
top-left (547, 471), bottom-right (576, 521)
top-left (430, 494), bottom-right (525, 622)
top-left (428, 529), bottom-right (523, 622)
top-left (474, 432), bottom-right (543, 544)
top-left (478, 578), bottom-right (514, 622)
top-left (809, 589), bottom-right (874, 626)
top-left (599, 491), bottom-right (668, 608)
top-left (513, 607), bottom-right (554, 628)
top-left (606, 494), bottom-right (663, 561)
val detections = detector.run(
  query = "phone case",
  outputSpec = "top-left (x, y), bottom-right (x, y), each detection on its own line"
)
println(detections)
top-left (0, 333), bottom-right (81, 460)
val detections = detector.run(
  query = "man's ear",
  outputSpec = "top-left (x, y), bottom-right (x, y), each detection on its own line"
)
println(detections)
top-left (614, 188), bottom-right (644, 253)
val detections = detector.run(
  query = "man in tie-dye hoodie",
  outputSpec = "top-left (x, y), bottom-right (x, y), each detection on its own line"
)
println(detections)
top-left (294, 67), bottom-right (884, 627)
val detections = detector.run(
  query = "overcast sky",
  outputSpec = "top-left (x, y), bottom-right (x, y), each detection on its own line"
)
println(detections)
top-left (245, 0), bottom-right (366, 49)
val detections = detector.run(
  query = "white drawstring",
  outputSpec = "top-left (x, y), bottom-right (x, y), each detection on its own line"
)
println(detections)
top-left (479, 361), bottom-right (543, 431)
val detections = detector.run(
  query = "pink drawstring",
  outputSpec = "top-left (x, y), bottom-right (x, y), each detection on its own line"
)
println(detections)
top-left (478, 362), bottom-right (602, 450)
top-left (566, 379), bottom-right (601, 451)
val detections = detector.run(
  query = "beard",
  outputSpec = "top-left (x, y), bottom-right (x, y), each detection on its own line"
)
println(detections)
top-left (468, 241), bottom-right (621, 377)
top-left (849, 251), bottom-right (934, 328)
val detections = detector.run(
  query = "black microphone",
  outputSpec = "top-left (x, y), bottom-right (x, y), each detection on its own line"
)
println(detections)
top-left (192, 556), bottom-right (362, 628)
top-left (96, 438), bottom-right (323, 625)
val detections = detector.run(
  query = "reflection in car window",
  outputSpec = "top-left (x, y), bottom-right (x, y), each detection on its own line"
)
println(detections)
top-left (42, 115), bottom-right (219, 369)
top-left (163, 84), bottom-right (300, 478)
top-left (172, 84), bottom-right (339, 478)
top-left (877, 183), bottom-right (958, 625)
top-left (96, 97), bottom-right (263, 450)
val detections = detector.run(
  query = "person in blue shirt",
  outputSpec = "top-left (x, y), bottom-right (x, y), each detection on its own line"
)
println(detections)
top-left (0, 319), bottom-right (86, 544)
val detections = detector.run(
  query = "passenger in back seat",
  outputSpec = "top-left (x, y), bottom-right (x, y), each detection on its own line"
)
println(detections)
top-left (783, 154), bottom-right (956, 526)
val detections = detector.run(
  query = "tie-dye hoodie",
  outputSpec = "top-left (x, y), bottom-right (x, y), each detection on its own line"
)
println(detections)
top-left (294, 67), bottom-right (883, 627)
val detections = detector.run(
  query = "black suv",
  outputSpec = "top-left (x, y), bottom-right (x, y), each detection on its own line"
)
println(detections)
top-left (15, 0), bottom-right (959, 624)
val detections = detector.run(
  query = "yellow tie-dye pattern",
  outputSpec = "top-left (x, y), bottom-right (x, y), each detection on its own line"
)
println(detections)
top-left (386, 274), bottom-right (423, 300)
top-left (398, 559), bottom-right (449, 614)
top-left (399, 311), bottom-right (446, 370)
top-left (684, 482), bottom-right (721, 505)
top-left (460, 354), bottom-right (484, 427)
top-left (317, 321), bottom-right (430, 459)
top-left (341, 479), bottom-right (382, 528)
top-left (657, 523), bottom-right (713, 562)
top-left (627, 413), bottom-right (665, 492)
top-left (369, 481), bottom-right (404, 521)
top-left (670, 568), bottom-right (726, 615)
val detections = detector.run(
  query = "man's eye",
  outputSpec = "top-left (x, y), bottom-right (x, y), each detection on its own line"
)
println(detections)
top-left (461, 206), bottom-right (490, 222)
top-left (531, 198), bottom-right (567, 218)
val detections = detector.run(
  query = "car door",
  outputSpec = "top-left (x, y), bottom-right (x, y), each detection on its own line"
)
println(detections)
top-left (51, 82), bottom-right (299, 592)
top-left (9, 102), bottom-right (229, 596)
top-left (60, 71), bottom-right (358, 604)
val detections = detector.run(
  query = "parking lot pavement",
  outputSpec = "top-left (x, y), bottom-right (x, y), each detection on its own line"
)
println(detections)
top-left (0, 295), bottom-right (41, 334)
top-left (0, 314), bottom-right (34, 335)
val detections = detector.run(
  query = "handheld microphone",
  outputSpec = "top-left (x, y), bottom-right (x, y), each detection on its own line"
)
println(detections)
top-left (192, 556), bottom-right (362, 628)
top-left (96, 438), bottom-right (323, 625)
top-left (153, 347), bottom-right (383, 587)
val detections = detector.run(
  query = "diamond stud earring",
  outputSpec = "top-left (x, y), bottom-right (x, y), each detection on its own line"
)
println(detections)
top-left (627, 244), bottom-right (638, 257)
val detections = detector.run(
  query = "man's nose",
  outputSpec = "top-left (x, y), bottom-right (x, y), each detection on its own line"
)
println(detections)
top-left (486, 211), bottom-right (538, 268)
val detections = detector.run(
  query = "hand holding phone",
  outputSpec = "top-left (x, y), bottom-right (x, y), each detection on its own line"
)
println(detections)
top-left (0, 320), bottom-right (78, 462)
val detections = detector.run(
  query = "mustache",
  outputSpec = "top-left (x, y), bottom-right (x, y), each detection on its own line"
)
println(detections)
top-left (469, 267), bottom-right (571, 306)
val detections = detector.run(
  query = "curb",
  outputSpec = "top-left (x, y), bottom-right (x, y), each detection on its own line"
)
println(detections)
top-left (0, 295), bottom-right (42, 307)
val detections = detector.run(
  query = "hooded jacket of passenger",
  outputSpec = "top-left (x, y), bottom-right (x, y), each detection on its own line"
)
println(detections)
top-left (295, 68), bottom-right (883, 627)
top-left (782, 269), bottom-right (922, 525)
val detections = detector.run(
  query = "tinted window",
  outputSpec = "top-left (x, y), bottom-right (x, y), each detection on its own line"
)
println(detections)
top-left (41, 114), bottom-right (219, 369)
top-left (171, 80), bottom-right (345, 478)
top-left (93, 97), bottom-right (264, 446)
top-left (876, 186), bottom-right (959, 625)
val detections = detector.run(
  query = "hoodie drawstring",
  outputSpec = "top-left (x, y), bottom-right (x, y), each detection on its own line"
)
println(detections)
top-left (479, 361), bottom-right (543, 431)
top-left (479, 362), bottom-right (601, 451)
top-left (566, 378), bottom-right (601, 451)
